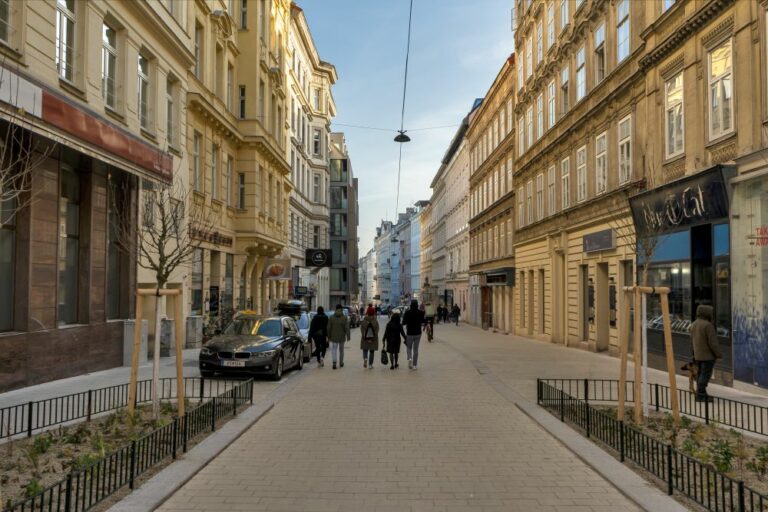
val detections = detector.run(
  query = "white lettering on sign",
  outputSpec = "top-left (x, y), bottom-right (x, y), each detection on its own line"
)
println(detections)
top-left (0, 66), bottom-right (43, 118)
top-left (641, 184), bottom-right (707, 232)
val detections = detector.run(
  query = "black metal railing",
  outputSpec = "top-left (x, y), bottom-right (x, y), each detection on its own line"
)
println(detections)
top-left (538, 378), bottom-right (768, 438)
top-left (538, 379), bottom-right (768, 512)
top-left (3, 378), bottom-right (253, 512)
top-left (0, 377), bottom-right (243, 440)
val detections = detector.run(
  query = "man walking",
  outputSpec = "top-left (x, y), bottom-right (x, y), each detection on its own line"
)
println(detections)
top-left (691, 304), bottom-right (722, 402)
top-left (451, 303), bottom-right (460, 326)
top-left (402, 299), bottom-right (425, 370)
top-left (327, 304), bottom-right (350, 370)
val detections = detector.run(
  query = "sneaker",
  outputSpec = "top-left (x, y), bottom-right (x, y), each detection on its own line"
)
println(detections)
top-left (332, 363), bottom-right (337, 370)
top-left (340, 362), bottom-right (344, 368)
top-left (369, 364), bottom-right (374, 369)
top-left (413, 365), bottom-right (417, 370)
top-left (408, 361), bottom-right (413, 369)
top-left (364, 360), bottom-right (367, 368)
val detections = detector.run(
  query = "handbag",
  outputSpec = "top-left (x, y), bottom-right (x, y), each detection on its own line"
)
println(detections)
top-left (381, 350), bottom-right (389, 365)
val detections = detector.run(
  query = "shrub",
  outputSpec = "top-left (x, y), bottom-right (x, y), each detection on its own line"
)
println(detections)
top-left (709, 439), bottom-right (734, 474)
top-left (24, 479), bottom-right (44, 498)
top-left (32, 433), bottom-right (54, 454)
top-left (747, 445), bottom-right (768, 480)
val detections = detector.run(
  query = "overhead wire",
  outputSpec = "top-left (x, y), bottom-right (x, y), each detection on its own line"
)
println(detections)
top-left (395, 0), bottom-right (414, 220)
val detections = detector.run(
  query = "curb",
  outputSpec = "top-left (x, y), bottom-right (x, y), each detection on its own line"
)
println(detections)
top-left (108, 369), bottom-right (309, 512)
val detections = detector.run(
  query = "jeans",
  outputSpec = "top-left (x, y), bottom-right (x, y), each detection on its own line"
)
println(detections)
top-left (330, 342), bottom-right (345, 365)
top-left (697, 360), bottom-right (715, 399)
top-left (406, 334), bottom-right (421, 366)
top-left (314, 336), bottom-right (327, 363)
top-left (362, 349), bottom-right (375, 365)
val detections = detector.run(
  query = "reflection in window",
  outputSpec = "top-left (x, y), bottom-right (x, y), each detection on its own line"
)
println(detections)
top-left (642, 262), bottom-right (692, 335)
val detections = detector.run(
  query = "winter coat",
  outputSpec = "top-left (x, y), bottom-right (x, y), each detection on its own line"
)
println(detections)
top-left (327, 310), bottom-right (350, 343)
top-left (384, 317), bottom-right (407, 353)
top-left (359, 316), bottom-right (379, 351)
top-left (309, 313), bottom-right (328, 342)
top-left (691, 305), bottom-right (722, 362)
top-left (402, 305), bottom-right (424, 336)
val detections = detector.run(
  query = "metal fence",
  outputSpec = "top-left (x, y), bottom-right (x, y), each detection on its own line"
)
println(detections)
top-left (3, 378), bottom-right (253, 512)
top-left (537, 378), bottom-right (768, 437)
top-left (0, 377), bottom-right (243, 441)
top-left (538, 379), bottom-right (768, 512)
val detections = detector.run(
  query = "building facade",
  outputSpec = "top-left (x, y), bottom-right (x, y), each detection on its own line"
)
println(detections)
top-left (286, 4), bottom-right (336, 311)
top-left (468, 57), bottom-right (516, 332)
top-left (374, 220), bottom-right (393, 306)
top-left (329, 132), bottom-right (358, 305)
top-left (358, 247), bottom-right (376, 305)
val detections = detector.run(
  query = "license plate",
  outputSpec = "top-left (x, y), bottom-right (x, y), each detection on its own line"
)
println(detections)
top-left (222, 360), bottom-right (246, 367)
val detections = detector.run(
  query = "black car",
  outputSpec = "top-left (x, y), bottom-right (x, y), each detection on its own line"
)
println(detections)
top-left (199, 314), bottom-right (305, 380)
top-left (275, 300), bottom-right (313, 362)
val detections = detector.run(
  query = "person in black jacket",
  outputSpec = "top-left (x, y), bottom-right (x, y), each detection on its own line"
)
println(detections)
top-left (309, 306), bottom-right (329, 367)
top-left (384, 312), bottom-right (407, 369)
top-left (402, 299), bottom-right (425, 370)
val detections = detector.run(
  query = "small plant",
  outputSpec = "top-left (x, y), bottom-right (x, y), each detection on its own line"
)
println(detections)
top-left (709, 439), bottom-right (735, 473)
top-left (681, 437), bottom-right (699, 457)
top-left (161, 401), bottom-right (176, 416)
top-left (92, 432), bottom-right (108, 459)
top-left (63, 424), bottom-right (90, 445)
top-left (747, 445), bottom-right (768, 480)
top-left (71, 453), bottom-right (101, 471)
top-left (32, 433), bottom-right (54, 454)
top-left (680, 416), bottom-right (693, 429)
top-left (24, 478), bottom-right (44, 498)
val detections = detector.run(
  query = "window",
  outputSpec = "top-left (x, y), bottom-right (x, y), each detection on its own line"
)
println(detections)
top-left (238, 172), bottom-right (246, 209)
top-left (59, 169), bottom-right (80, 326)
top-left (560, 0), bottom-right (568, 31)
top-left (547, 80), bottom-right (556, 128)
top-left (708, 39), bottom-right (733, 140)
top-left (313, 174), bottom-right (320, 202)
top-left (102, 23), bottom-right (117, 109)
top-left (547, 2), bottom-right (555, 48)
top-left (223, 253), bottom-right (234, 310)
top-left (518, 186), bottom-right (525, 227)
top-left (192, 132), bottom-right (202, 192)
top-left (138, 54), bottom-right (150, 130)
top-left (665, 72), bottom-right (684, 158)
top-left (526, 180), bottom-right (533, 225)
top-left (240, 0), bottom-right (248, 29)
top-left (663, 0), bottom-right (676, 12)
top-left (526, 107), bottom-right (533, 147)
top-left (518, 117), bottom-right (525, 156)
top-left (0, 197), bottom-right (15, 330)
top-left (313, 129), bottom-right (321, 156)
top-left (191, 249), bottom-right (203, 314)
top-left (226, 64), bottom-right (234, 111)
top-left (0, 0), bottom-right (11, 43)
top-left (313, 225), bottom-right (319, 248)
top-left (595, 23), bottom-right (605, 83)
top-left (194, 22), bottom-right (203, 79)
top-left (166, 77), bottom-right (176, 146)
top-left (259, 0), bottom-right (267, 42)
top-left (314, 88), bottom-right (321, 111)
top-left (258, 80), bottom-right (265, 120)
top-left (617, 0), bottom-right (630, 62)
top-left (576, 0), bottom-right (584, 9)
top-left (518, 46), bottom-right (525, 90)
top-left (576, 46), bottom-right (586, 101)
top-left (536, 94), bottom-right (543, 139)
top-left (225, 155), bottom-right (233, 206)
top-left (536, 174), bottom-right (544, 221)
top-left (526, 36), bottom-right (532, 78)
top-left (239, 85), bottom-right (246, 119)
top-left (576, 145), bottom-right (587, 202)
top-left (547, 165), bottom-right (556, 215)
top-left (211, 144), bottom-right (219, 199)
top-left (595, 132), bottom-right (607, 194)
top-left (618, 115), bottom-right (632, 184)
top-left (561, 65), bottom-right (569, 114)
top-left (56, 0), bottom-right (76, 81)
top-left (536, 20), bottom-right (543, 65)
top-left (507, 98), bottom-right (513, 135)
top-left (561, 157), bottom-right (570, 209)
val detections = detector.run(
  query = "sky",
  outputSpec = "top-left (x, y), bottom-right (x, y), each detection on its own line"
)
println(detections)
top-left (299, 0), bottom-right (514, 255)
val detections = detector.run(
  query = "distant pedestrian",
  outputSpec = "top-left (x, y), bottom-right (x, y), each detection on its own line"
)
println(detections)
top-left (443, 306), bottom-right (449, 323)
top-left (452, 304), bottom-right (461, 326)
top-left (691, 305), bottom-right (722, 402)
top-left (309, 306), bottom-right (329, 367)
top-left (360, 306), bottom-right (380, 368)
top-left (402, 299), bottom-right (425, 370)
top-left (384, 312), bottom-right (407, 369)
top-left (327, 304), bottom-right (350, 370)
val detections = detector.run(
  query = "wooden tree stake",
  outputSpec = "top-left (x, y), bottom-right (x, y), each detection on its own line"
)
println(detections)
top-left (660, 292), bottom-right (680, 426)
top-left (174, 290), bottom-right (185, 417)
top-left (633, 287), bottom-right (642, 424)
top-left (127, 294), bottom-right (144, 415)
top-left (618, 289), bottom-right (631, 421)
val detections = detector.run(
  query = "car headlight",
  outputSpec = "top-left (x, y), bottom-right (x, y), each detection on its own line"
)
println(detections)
top-left (253, 350), bottom-right (277, 358)
top-left (201, 347), bottom-right (216, 356)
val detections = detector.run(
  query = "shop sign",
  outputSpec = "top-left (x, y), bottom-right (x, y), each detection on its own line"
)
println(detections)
top-left (583, 229), bottom-right (615, 253)
top-left (189, 227), bottom-right (233, 247)
top-left (486, 268), bottom-right (516, 287)
top-left (294, 286), bottom-right (308, 296)
top-left (263, 259), bottom-right (291, 280)
top-left (630, 166), bottom-right (730, 238)
top-left (305, 249), bottom-right (332, 267)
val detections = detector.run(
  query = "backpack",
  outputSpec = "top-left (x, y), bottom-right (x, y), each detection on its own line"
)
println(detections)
top-left (364, 323), bottom-right (375, 340)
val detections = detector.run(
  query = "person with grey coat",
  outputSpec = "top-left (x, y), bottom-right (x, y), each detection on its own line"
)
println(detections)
top-left (691, 304), bottom-right (722, 402)
top-left (327, 304), bottom-right (350, 370)
top-left (359, 307), bottom-right (379, 368)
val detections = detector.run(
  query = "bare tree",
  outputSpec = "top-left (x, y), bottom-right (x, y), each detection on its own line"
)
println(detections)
top-left (112, 176), bottom-right (218, 418)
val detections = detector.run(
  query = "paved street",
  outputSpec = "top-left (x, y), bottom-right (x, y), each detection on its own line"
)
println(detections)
top-left (158, 318), bottom-right (641, 512)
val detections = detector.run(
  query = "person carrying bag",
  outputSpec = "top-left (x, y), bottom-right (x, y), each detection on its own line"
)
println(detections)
top-left (360, 306), bottom-right (379, 369)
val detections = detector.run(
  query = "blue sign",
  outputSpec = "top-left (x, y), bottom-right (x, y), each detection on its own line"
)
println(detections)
top-left (294, 286), bottom-right (308, 296)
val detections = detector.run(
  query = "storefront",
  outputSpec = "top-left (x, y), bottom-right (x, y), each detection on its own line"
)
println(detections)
top-left (629, 166), bottom-right (732, 383)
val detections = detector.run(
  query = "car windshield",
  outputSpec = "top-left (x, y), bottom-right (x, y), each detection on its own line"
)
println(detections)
top-left (223, 318), bottom-right (282, 337)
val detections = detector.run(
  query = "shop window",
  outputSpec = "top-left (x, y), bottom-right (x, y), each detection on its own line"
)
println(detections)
top-left (0, 197), bottom-right (15, 331)
top-left (56, 0), bottom-right (76, 82)
top-left (714, 223), bottom-right (729, 257)
top-left (708, 38), bottom-right (733, 140)
top-left (223, 253), bottom-right (233, 310)
top-left (58, 168), bottom-right (81, 326)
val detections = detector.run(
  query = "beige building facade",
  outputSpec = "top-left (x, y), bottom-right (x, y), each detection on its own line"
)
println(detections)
top-left (468, 57), bottom-right (516, 331)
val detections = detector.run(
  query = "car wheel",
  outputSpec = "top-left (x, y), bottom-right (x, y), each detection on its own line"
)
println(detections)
top-left (297, 348), bottom-right (304, 370)
top-left (272, 354), bottom-right (284, 381)
top-left (200, 370), bottom-right (215, 378)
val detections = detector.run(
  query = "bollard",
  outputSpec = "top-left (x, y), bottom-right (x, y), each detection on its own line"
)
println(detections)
top-left (666, 444), bottom-right (673, 495)
top-left (250, 380), bottom-right (254, 404)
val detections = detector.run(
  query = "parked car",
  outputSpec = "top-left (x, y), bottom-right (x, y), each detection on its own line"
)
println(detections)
top-left (199, 313), bottom-right (305, 380)
top-left (276, 300), bottom-right (313, 361)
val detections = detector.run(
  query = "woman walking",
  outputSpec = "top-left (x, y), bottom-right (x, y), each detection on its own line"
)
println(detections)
top-left (327, 304), bottom-right (350, 370)
top-left (384, 312), bottom-right (406, 369)
top-left (403, 299), bottom-right (424, 370)
top-left (360, 306), bottom-right (379, 368)
top-left (309, 306), bottom-right (328, 367)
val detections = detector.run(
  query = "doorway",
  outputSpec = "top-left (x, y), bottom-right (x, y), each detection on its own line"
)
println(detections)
top-left (538, 269), bottom-right (545, 334)
top-left (580, 264), bottom-right (589, 341)
top-left (596, 262), bottom-right (609, 351)
top-left (528, 270), bottom-right (534, 335)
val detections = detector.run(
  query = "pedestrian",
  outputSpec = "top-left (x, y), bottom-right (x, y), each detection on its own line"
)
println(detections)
top-left (452, 304), bottom-right (461, 326)
top-left (691, 304), bottom-right (722, 402)
top-left (327, 304), bottom-right (350, 370)
top-left (384, 312), bottom-right (407, 370)
top-left (360, 306), bottom-right (379, 368)
top-left (443, 306), bottom-right (449, 323)
top-left (402, 299), bottom-right (424, 370)
top-left (309, 306), bottom-right (328, 367)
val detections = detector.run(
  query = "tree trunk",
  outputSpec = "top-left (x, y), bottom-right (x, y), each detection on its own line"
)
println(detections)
top-left (152, 289), bottom-right (163, 420)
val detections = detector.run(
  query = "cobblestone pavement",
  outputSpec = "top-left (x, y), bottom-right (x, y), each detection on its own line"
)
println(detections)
top-left (159, 319), bottom-right (640, 512)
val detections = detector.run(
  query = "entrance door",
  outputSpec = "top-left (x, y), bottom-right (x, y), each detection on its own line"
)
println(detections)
top-left (596, 263), bottom-right (609, 351)
top-left (528, 270), bottom-right (534, 335)
top-left (580, 265), bottom-right (590, 341)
